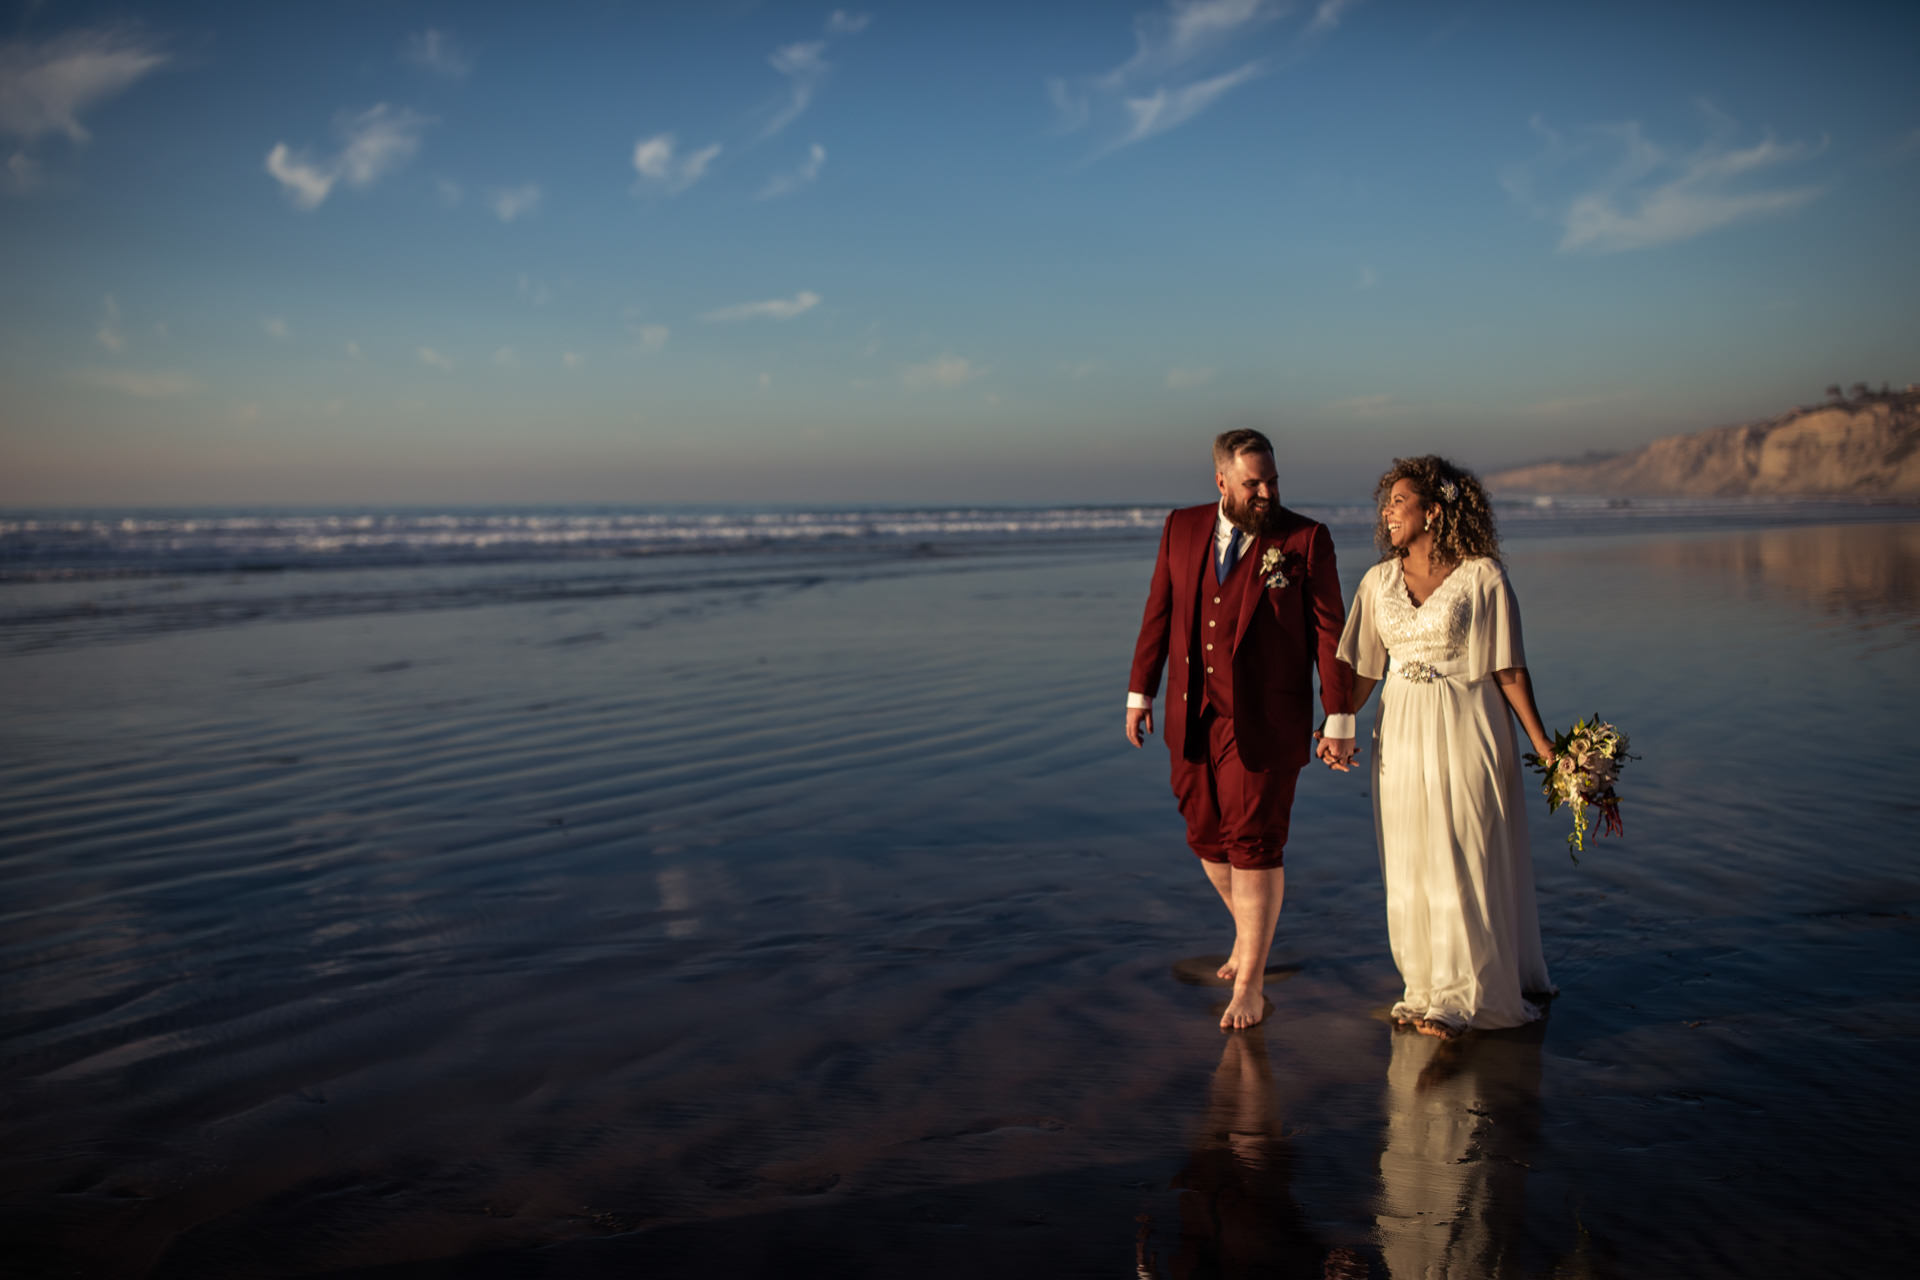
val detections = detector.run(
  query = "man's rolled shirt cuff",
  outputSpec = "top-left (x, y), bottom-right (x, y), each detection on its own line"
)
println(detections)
top-left (1126, 691), bottom-right (1153, 711)
top-left (1322, 713), bottom-right (1356, 740)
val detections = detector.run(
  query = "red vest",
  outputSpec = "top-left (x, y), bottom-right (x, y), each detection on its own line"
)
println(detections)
top-left (1192, 539), bottom-right (1253, 721)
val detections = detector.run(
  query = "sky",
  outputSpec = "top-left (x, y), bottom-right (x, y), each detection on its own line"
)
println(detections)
top-left (2, 0), bottom-right (1916, 507)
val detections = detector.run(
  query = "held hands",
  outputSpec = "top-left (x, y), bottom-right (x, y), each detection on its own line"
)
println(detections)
top-left (1316, 735), bottom-right (1359, 772)
top-left (1132, 709), bottom-right (1360, 764)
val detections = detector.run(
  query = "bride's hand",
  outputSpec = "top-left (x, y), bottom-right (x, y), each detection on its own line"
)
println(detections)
top-left (1318, 736), bottom-right (1357, 771)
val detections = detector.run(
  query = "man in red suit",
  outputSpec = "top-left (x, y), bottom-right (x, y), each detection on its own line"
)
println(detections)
top-left (1126, 429), bottom-right (1355, 1029)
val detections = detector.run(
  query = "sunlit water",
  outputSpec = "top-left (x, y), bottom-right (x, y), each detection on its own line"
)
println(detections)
top-left (2, 509), bottom-right (1916, 1277)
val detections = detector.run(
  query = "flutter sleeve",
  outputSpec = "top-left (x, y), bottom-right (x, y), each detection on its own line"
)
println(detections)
top-left (1335, 564), bottom-right (1389, 680)
top-left (1468, 560), bottom-right (1527, 680)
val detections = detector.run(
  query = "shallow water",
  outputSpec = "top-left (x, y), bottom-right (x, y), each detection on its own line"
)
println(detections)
top-left (2, 518), bottom-right (1916, 1277)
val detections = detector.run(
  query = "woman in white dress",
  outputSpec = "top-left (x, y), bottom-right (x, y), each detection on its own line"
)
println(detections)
top-left (1331, 457), bottom-right (1556, 1038)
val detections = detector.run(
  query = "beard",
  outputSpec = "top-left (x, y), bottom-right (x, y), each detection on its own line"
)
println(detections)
top-left (1223, 490), bottom-right (1282, 536)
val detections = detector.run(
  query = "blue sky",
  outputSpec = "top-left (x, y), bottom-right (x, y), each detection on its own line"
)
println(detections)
top-left (2, 0), bottom-right (1916, 505)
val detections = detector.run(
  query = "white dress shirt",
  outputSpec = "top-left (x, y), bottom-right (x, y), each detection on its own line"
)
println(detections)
top-left (1128, 502), bottom-right (1357, 741)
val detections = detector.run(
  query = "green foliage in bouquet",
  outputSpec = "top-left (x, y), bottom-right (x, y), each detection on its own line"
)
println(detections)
top-left (1524, 714), bottom-right (1634, 863)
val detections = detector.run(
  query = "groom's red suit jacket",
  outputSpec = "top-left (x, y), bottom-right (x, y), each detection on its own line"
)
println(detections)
top-left (1129, 503), bottom-right (1353, 773)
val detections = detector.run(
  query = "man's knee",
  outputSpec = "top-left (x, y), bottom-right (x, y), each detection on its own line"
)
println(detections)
top-left (1224, 838), bottom-right (1285, 871)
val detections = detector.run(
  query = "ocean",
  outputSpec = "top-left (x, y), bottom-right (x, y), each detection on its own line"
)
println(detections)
top-left (2, 497), bottom-right (1917, 1277)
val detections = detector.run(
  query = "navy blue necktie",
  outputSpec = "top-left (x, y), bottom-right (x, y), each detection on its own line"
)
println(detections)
top-left (1216, 532), bottom-right (1239, 583)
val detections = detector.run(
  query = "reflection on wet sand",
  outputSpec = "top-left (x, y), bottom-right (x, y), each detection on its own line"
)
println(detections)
top-left (1167, 1031), bottom-right (1365, 1279)
top-left (1373, 1025), bottom-right (1543, 1280)
top-left (1629, 521), bottom-right (1920, 624)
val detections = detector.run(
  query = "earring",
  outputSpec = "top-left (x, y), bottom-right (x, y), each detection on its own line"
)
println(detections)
top-left (1424, 512), bottom-right (1435, 532)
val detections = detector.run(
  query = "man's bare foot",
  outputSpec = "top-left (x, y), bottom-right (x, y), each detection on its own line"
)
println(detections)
top-left (1415, 1017), bottom-right (1461, 1041)
top-left (1220, 985), bottom-right (1268, 1029)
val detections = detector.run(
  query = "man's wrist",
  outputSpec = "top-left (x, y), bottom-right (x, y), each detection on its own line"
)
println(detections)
top-left (1322, 712), bottom-right (1356, 740)
top-left (1126, 692), bottom-right (1153, 711)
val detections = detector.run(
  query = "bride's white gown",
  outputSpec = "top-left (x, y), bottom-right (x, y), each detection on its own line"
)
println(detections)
top-left (1337, 556), bottom-right (1552, 1031)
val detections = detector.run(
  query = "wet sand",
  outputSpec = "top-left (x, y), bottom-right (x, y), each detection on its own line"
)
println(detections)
top-left (3, 520), bottom-right (1917, 1277)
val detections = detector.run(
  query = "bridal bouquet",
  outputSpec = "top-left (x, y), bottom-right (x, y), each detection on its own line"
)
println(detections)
top-left (1524, 715), bottom-right (1633, 863)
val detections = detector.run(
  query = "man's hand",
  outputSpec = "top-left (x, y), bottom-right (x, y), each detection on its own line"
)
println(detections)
top-left (1126, 706), bottom-right (1153, 748)
top-left (1318, 736), bottom-right (1357, 771)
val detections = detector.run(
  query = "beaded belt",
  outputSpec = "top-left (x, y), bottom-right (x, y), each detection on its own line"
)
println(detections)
top-left (1393, 659), bottom-right (1441, 683)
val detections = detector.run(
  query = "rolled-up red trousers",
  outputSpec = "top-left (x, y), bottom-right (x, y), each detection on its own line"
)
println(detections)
top-left (1170, 709), bottom-right (1299, 870)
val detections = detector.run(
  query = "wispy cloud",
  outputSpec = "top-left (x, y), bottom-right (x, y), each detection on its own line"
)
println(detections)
top-left (0, 27), bottom-right (168, 146)
top-left (261, 316), bottom-right (289, 340)
top-left (1166, 365), bottom-right (1216, 389)
top-left (404, 29), bottom-right (471, 79)
top-left (632, 323), bottom-right (670, 353)
top-left (1120, 61), bottom-right (1261, 147)
top-left (1356, 264), bottom-right (1378, 289)
top-left (6, 149), bottom-right (40, 190)
top-left (1051, 1), bottom-right (1289, 153)
top-left (761, 12), bottom-right (870, 139)
top-left (338, 105), bottom-right (428, 185)
top-left (1098, 0), bottom-right (1279, 88)
top-left (487, 182), bottom-right (541, 222)
top-left (345, 340), bottom-right (363, 360)
top-left (757, 142), bottom-right (825, 199)
top-left (491, 346), bottom-right (519, 369)
top-left (95, 294), bottom-right (123, 351)
top-left (1061, 359), bottom-right (1101, 379)
top-left (417, 346), bottom-right (454, 371)
top-left (1563, 130), bottom-right (1823, 252)
top-left (435, 177), bottom-right (463, 207)
top-left (562, 351), bottom-right (586, 369)
top-left (1306, 0), bottom-right (1362, 36)
top-left (265, 104), bottom-right (431, 210)
top-left (265, 145), bottom-right (333, 209)
top-left (765, 40), bottom-right (829, 138)
top-left (902, 354), bottom-right (984, 390)
top-left (1507, 109), bottom-right (1825, 253)
top-left (632, 133), bottom-right (721, 194)
top-left (517, 273), bottom-right (552, 306)
top-left (78, 366), bottom-right (195, 398)
top-left (703, 290), bottom-right (821, 323)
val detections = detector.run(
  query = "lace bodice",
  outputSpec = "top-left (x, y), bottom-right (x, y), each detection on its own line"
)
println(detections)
top-left (1336, 556), bottom-right (1526, 682)
top-left (1373, 559), bottom-right (1474, 666)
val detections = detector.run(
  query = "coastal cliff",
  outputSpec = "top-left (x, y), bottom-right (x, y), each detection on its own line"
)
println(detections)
top-left (1487, 390), bottom-right (1920, 496)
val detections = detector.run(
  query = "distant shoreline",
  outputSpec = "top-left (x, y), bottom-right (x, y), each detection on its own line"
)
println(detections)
top-left (1488, 390), bottom-right (1920, 498)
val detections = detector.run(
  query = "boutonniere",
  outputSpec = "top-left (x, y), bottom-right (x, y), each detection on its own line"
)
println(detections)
top-left (1259, 547), bottom-right (1293, 589)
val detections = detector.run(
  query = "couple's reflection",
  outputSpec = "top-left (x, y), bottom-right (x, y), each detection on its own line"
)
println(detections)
top-left (1374, 1022), bottom-right (1544, 1280)
top-left (1162, 1021), bottom-right (1545, 1280)
top-left (1166, 1029), bottom-right (1358, 1279)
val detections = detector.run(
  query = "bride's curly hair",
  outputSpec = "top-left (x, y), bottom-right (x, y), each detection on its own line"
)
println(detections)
top-left (1373, 455), bottom-right (1502, 565)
